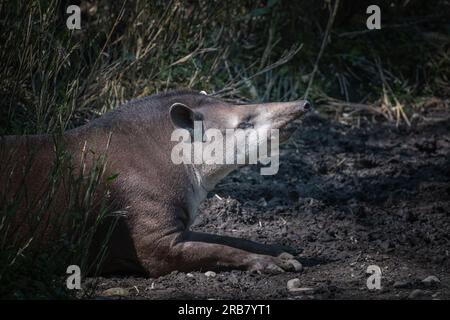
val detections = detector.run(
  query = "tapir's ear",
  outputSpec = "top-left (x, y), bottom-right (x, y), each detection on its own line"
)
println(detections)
top-left (169, 103), bottom-right (203, 130)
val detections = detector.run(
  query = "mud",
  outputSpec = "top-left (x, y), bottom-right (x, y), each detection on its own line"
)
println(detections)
top-left (92, 105), bottom-right (450, 300)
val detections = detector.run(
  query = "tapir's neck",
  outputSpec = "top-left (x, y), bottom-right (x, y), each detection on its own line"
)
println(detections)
top-left (184, 163), bottom-right (237, 226)
top-left (184, 164), bottom-right (208, 226)
top-left (192, 163), bottom-right (238, 192)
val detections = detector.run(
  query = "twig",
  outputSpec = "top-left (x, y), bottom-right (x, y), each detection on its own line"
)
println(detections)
top-left (320, 98), bottom-right (387, 117)
top-left (304, 0), bottom-right (340, 100)
top-left (338, 14), bottom-right (446, 38)
top-left (214, 44), bottom-right (303, 97)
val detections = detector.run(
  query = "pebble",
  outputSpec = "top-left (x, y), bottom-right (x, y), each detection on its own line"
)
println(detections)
top-left (101, 287), bottom-right (129, 297)
top-left (287, 278), bottom-right (301, 291)
top-left (421, 275), bottom-right (440, 287)
top-left (186, 273), bottom-right (194, 278)
top-left (287, 278), bottom-right (314, 293)
top-left (408, 289), bottom-right (426, 299)
top-left (205, 271), bottom-right (217, 278)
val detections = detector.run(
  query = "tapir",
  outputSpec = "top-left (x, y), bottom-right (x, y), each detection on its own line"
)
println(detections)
top-left (0, 90), bottom-right (311, 277)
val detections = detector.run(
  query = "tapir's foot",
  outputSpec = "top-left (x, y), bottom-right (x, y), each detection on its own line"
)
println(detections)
top-left (246, 252), bottom-right (303, 274)
top-left (135, 231), bottom-right (303, 277)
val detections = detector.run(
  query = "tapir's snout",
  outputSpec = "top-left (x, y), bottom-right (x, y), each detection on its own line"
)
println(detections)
top-left (265, 99), bottom-right (313, 142)
top-left (299, 100), bottom-right (312, 112)
top-left (275, 99), bottom-right (313, 122)
top-left (287, 100), bottom-right (312, 116)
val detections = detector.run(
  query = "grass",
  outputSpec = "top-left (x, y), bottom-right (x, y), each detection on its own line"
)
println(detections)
top-left (0, 0), bottom-right (448, 299)
top-left (0, 135), bottom-right (120, 299)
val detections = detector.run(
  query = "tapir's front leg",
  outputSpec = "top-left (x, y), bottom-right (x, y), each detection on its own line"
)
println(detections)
top-left (128, 205), bottom-right (301, 277)
top-left (141, 231), bottom-right (301, 277)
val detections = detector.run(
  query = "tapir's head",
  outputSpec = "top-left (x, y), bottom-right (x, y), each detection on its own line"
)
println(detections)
top-left (169, 91), bottom-right (311, 190)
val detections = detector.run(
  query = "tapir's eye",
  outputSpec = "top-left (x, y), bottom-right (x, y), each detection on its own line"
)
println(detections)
top-left (237, 121), bottom-right (254, 130)
top-left (237, 116), bottom-right (254, 130)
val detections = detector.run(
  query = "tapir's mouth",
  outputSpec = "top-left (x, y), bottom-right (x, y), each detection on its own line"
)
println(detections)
top-left (279, 123), bottom-right (298, 143)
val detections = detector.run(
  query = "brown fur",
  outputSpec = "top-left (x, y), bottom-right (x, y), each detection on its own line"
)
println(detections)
top-left (0, 91), bottom-right (310, 276)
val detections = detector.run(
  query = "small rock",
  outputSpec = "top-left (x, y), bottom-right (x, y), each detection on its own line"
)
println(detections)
top-left (205, 271), bottom-right (217, 278)
top-left (408, 289), bottom-right (426, 299)
top-left (101, 287), bottom-right (129, 297)
top-left (186, 273), bottom-right (194, 278)
top-left (422, 275), bottom-right (440, 287)
top-left (287, 278), bottom-right (301, 291)
top-left (287, 278), bottom-right (314, 293)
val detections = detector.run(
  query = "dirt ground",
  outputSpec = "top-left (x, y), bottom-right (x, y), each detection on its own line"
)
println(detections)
top-left (91, 104), bottom-right (450, 300)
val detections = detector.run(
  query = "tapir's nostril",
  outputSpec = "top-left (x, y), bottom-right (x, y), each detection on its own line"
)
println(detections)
top-left (302, 101), bottom-right (312, 111)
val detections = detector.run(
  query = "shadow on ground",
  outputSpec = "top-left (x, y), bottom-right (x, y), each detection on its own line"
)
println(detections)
top-left (93, 106), bottom-right (450, 299)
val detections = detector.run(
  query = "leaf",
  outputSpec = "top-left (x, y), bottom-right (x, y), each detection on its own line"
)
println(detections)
top-left (107, 173), bottom-right (119, 182)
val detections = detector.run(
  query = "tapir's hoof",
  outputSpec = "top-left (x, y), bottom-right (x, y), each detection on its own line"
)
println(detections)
top-left (278, 252), bottom-right (303, 272)
top-left (247, 253), bottom-right (303, 274)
